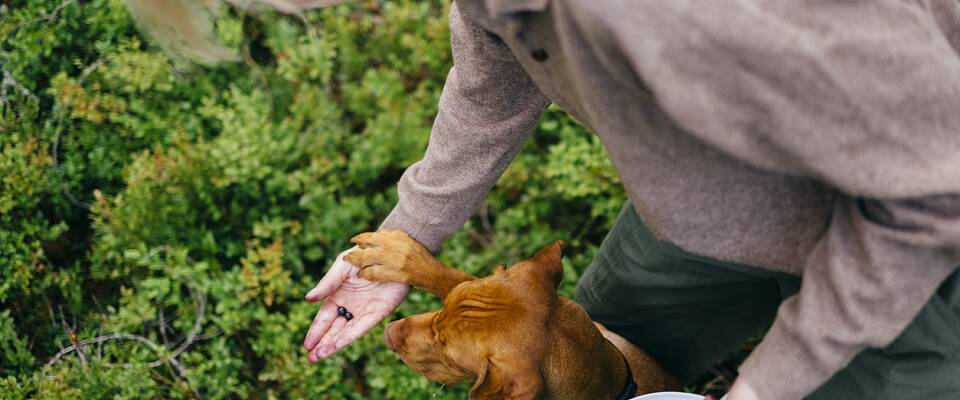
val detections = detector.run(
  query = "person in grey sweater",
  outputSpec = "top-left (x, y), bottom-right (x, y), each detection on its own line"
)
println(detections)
top-left (300, 1), bottom-right (960, 399)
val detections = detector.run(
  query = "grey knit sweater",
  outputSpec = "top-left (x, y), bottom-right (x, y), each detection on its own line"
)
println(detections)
top-left (381, 1), bottom-right (960, 398)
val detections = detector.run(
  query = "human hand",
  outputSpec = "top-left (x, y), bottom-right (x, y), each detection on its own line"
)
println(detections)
top-left (302, 247), bottom-right (410, 362)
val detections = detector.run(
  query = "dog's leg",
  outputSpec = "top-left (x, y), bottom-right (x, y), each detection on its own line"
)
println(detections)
top-left (345, 230), bottom-right (476, 299)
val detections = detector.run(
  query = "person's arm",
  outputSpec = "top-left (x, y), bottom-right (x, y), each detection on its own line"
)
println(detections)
top-left (735, 194), bottom-right (960, 399)
top-left (380, 3), bottom-right (550, 252)
top-left (303, 3), bottom-right (548, 361)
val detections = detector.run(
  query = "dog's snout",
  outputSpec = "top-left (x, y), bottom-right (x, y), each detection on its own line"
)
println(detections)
top-left (384, 320), bottom-right (402, 351)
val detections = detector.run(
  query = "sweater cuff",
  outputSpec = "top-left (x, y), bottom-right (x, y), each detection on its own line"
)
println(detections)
top-left (737, 319), bottom-right (835, 400)
top-left (380, 206), bottom-right (446, 254)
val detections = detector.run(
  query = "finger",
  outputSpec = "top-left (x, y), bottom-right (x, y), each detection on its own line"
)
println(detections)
top-left (308, 313), bottom-right (347, 363)
top-left (303, 301), bottom-right (339, 350)
top-left (313, 315), bottom-right (349, 360)
top-left (332, 311), bottom-right (385, 351)
top-left (350, 232), bottom-right (376, 248)
top-left (305, 250), bottom-right (355, 301)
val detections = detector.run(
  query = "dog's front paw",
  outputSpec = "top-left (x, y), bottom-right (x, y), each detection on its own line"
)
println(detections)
top-left (345, 230), bottom-right (432, 284)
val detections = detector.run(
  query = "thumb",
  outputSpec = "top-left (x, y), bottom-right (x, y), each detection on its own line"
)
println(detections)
top-left (305, 248), bottom-right (356, 301)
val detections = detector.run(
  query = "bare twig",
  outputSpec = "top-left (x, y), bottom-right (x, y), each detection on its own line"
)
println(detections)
top-left (45, 288), bottom-right (207, 371)
top-left (78, 58), bottom-right (107, 85)
top-left (44, 298), bottom-right (60, 329)
top-left (57, 307), bottom-right (86, 367)
top-left (96, 327), bottom-right (104, 360)
top-left (166, 288), bottom-right (206, 364)
top-left (478, 202), bottom-right (497, 241)
top-left (158, 307), bottom-right (171, 348)
top-left (467, 202), bottom-right (497, 248)
top-left (146, 245), bottom-right (171, 260)
top-left (1, 66), bottom-right (38, 108)
top-left (17, 0), bottom-right (76, 28)
top-left (192, 330), bottom-right (222, 341)
top-left (45, 284), bottom-right (207, 399)
top-left (47, 332), bottom-right (181, 370)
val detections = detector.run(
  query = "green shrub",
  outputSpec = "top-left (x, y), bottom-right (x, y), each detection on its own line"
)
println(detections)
top-left (1, 0), bottom-right (624, 398)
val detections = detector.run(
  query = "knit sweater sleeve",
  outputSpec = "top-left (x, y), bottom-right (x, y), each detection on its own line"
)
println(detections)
top-left (738, 194), bottom-right (960, 399)
top-left (380, 3), bottom-right (549, 252)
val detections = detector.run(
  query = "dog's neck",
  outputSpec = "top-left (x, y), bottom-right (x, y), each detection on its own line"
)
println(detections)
top-left (540, 298), bottom-right (635, 399)
top-left (610, 342), bottom-right (639, 400)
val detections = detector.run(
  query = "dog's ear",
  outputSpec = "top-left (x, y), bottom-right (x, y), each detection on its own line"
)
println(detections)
top-left (469, 358), bottom-right (543, 400)
top-left (469, 359), bottom-right (501, 400)
top-left (523, 240), bottom-right (565, 290)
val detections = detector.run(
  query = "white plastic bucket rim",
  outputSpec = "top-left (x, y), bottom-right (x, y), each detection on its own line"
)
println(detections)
top-left (630, 392), bottom-right (706, 400)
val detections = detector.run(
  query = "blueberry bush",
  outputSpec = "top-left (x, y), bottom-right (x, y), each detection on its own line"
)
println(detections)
top-left (0, 0), bottom-right (627, 398)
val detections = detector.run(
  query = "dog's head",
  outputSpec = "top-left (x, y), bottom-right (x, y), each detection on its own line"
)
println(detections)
top-left (382, 241), bottom-right (566, 400)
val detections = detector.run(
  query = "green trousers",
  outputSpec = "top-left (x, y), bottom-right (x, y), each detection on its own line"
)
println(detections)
top-left (574, 202), bottom-right (960, 399)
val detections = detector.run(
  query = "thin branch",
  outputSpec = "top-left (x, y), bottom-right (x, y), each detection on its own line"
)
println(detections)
top-left (192, 330), bottom-right (222, 341)
top-left (57, 307), bottom-right (85, 367)
top-left (1, 66), bottom-right (38, 108)
top-left (45, 284), bottom-right (207, 400)
top-left (45, 288), bottom-right (207, 372)
top-left (467, 202), bottom-right (496, 248)
top-left (18, 0), bottom-right (76, 28)
top-left (77, 58), bottom-right (107, 85)
top-left (46, 332), bottom-right (176, 369)
top-left (146, 245), bottom-right (171, 260)
top-left (96, 327), bottom-right (104, 360)
top-left (478, 201), bottom-right (497, 241)
top-left (167, 288), bottom-right (206, 363)
top-left (44, 298), bottom-right (59, 329)
top-left (158, 307), bottom-right (171, 348)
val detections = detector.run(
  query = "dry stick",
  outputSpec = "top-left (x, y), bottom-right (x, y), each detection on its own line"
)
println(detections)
top-left (44, 299), bottom-right (68, 361)
top-left (44, 323), bottom-right (198, 396)
top-left (57, 306), bottom-right (86, 367)
top-left (192, 330), bottom-right (223, 341)
top-left (90, 294), bottom-right (109, 359)
top-left (1, 67), bottom-right (38, 106)
top-left (45, 286), bottom-right (207, 399)
top-left (165, 289), bottom-right (206, 365)
top-left (44, 298), bottom-right (60, 329)
top-left (20, 0), bottom-right (76, 27)
top-left (46, 289), bottom-right (206, 370)
top-left (158, 307), bottom-right (171, 348)
top-left (78, 58), bottom-right (107, 84)
top-left (96, 327), bottom-right (104, 360)
top-left (146, 245), bottom-right (171, 260)
top-left (478, 201), bottom-right (497, 243)
top-left (149, 246), bottom-right (191, 348)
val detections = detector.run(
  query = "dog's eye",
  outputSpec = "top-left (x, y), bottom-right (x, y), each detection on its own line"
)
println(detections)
top-left (431, 323), bottom-right (446, 344)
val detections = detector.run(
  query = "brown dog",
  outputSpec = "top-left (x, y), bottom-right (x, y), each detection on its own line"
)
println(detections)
top-left (344, 230), bottom-right (680, 399)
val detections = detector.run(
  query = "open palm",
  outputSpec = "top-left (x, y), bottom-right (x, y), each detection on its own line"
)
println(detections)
top-left (303, 247), bottom-right (410, 362)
